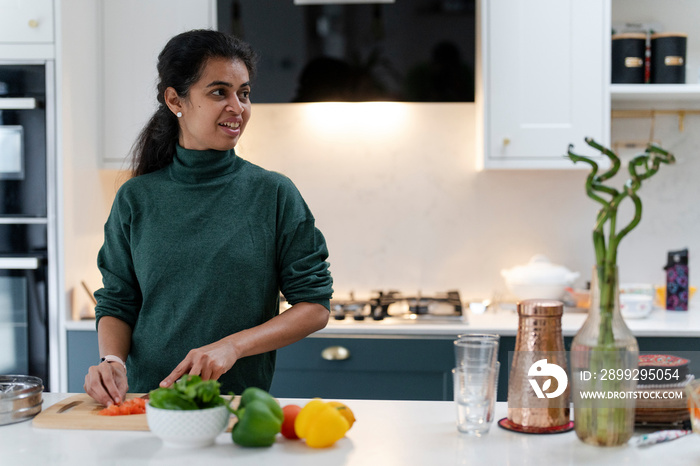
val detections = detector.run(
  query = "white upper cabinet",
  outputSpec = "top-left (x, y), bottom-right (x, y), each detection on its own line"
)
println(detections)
top-left (0, 0), bottom-right (54, 43)
top-left (0, 0), bottom-right (55, 59)
top-left (478, 0), bottom-right (610, 169)
top-left (100, 0), bottom-right (216, 169)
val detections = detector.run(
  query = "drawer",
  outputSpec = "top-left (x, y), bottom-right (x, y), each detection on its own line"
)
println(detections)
top-left (270, 337), bottom-right (455, 400)
top-left (274, 337), bottom-right (454, 373)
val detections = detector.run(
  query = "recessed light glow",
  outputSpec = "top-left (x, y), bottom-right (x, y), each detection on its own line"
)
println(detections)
top-left (302, 102), bottom-right (408, 137)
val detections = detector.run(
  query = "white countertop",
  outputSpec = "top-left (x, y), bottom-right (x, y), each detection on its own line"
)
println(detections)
top-left (3, 393), bottom-right (698, 465)
top-left (67, 304), bottom-right (700, 338)
top-left (319, 302), bottom-right (700, 338)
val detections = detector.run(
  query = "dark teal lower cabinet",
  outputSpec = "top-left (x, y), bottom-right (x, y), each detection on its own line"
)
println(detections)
top-left (66, 330), bottom-right (98, 393)
top-left (625, 337), bottom-right (700, 377)
top-left (269, 336), bottom-right (513, 402)
top-left (563, 336), bottom-right (700, 375)
top-left (268, 335), bottom-right (700, 402)
top-left (269, 337), bottom-right (454, 401)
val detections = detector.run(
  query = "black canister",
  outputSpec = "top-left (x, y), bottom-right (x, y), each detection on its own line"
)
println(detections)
top-left (650, 33), bottom-right (687, 84)
top-left (611, 33), bottom-right (646, 84)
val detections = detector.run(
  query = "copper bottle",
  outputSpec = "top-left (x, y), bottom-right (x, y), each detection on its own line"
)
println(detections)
top-left (507, 299), bottom-right (570, 429)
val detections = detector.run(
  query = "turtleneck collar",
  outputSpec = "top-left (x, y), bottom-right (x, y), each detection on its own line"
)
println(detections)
top-left (170, 144), bottom-right (238, 184)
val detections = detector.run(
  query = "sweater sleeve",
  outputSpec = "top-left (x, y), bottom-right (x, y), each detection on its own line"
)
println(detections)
top-left (275, 178), bottom-right (333, 310)
top-left (94, 188), bottom-right (143, 329)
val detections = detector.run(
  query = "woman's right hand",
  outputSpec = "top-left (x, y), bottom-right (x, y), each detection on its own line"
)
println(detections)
top-left (84, 361), bottom-right (128, 407)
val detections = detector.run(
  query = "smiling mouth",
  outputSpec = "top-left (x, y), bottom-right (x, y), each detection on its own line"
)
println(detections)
top-left (219, 121), bottom-right (241, 129)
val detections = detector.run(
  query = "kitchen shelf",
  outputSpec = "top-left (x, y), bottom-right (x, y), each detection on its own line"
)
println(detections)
top-left (611, 84), bottom-right (700, 108)
top-left (0, 97), bottom-right (37, 110)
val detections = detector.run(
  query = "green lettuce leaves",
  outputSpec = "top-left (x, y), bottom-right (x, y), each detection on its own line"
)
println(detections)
top-left (148, 375), bottom-right (227, 410)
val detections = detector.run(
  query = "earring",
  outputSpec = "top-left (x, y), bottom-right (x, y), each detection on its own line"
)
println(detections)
top-left (176, 112), bottom-right (182, 118)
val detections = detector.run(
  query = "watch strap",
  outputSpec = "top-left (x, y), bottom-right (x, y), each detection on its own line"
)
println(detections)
top-left (100, 354), bottom-right (127, 371)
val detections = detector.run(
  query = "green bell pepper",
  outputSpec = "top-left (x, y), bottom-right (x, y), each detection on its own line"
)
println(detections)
top-left (231, 387), bottom-right (284, 447)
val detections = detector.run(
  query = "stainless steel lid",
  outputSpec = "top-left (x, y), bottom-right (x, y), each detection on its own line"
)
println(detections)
top-left (0, 375), bottom-right (43, 426)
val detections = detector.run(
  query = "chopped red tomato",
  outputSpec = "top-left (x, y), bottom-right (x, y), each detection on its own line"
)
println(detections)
top-left (98, 397), bottom-right (146, 416)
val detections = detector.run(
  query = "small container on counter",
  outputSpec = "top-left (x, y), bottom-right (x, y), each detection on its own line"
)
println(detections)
top-left (650, 33), bottom-right (687, 84)
top-left (612, 33), bottom-right (647, 83)
top-left (665, 248), bottom-right (689, 310)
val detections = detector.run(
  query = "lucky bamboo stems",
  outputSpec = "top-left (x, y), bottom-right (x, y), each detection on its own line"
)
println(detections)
top-left (567, 138), bottom-right (674, 347)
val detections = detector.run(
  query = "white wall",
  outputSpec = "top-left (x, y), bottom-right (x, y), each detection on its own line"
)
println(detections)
top-left (60, 0), bottom-right (127, 319)
top-left (60, 5), bottom-right (699, 317)
top-left (239, 104), bottom-right (697, 302)
top-left (62, 102), bottom-right (698, 312)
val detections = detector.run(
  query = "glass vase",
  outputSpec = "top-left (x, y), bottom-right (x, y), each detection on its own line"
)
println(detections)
top-left (570, 265), bottom-right (639, 446)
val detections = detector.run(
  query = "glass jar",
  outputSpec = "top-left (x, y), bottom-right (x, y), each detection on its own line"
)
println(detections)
top-left (571, 265), bottom-right (639, 446)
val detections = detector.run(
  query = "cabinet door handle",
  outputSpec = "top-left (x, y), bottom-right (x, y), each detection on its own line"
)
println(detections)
top-left (503, 137), bottom-right (511, 146)
top-left (28, 19), bottom-right (40, 28)
top-left (321, 346), bottom-right (350, 361)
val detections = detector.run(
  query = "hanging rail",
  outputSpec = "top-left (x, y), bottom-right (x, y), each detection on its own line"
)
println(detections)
top-left (611, 109), bottom-right (700, 132)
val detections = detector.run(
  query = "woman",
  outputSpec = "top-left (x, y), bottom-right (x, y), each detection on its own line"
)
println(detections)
top-left (84, 30), bottom-right (333, 407)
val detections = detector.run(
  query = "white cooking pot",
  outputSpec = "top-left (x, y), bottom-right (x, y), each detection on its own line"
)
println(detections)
top-left (501, 255), bottom-right (580, 301)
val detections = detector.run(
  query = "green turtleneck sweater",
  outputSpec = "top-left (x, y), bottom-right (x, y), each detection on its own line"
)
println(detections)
top-left (94, 145), bottom-right (333, 394)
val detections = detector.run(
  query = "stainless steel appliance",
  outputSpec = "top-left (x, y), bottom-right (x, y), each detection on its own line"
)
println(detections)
top-left (331, 290), bottom-right (464, 322)
top-left (0, 61), bottom-right (56, 390)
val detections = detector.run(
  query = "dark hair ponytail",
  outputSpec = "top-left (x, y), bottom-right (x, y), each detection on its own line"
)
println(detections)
top-left (130, 29), bottom-right (257, 177)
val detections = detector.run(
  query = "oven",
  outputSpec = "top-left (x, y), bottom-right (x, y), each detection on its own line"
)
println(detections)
top-left (0, 61), bottom-right (55, 390)
top-left (0, 63), bottom-right (48, 217)
top-left (0, 240), bottom-right (48, 385)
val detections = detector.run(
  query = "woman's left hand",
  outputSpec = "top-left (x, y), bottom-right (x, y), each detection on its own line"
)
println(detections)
top-left (159, 338), bottom-right (239, 388)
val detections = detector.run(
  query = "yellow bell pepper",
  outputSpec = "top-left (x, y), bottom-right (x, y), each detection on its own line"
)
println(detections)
top-left (294, 398), bottom-right (350, 448)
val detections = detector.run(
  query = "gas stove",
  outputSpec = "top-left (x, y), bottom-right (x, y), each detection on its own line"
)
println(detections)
top-left (330, 290), bottom-right (464, 322)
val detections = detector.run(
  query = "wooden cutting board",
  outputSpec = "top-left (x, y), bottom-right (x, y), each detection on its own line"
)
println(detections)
top-left (33, 393), bottom-right (150, 431)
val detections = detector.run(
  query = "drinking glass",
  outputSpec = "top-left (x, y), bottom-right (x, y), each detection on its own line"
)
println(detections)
top-left (454, 334), bottom-right (500, 369)
top-left (453, 361), bottom-right (500, 436)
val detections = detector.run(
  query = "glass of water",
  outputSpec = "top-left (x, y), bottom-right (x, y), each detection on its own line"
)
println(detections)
top-left (454, 334), bottom-right (500, 369)
top-left (452, 361), bottom-right (500, 436)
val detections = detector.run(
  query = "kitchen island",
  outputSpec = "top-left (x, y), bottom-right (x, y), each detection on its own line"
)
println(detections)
top-left (3, 393), bottom-right (698, 465)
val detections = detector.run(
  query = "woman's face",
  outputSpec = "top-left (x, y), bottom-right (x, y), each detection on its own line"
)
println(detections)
top-left (171, 57), bottom-right (252, 151)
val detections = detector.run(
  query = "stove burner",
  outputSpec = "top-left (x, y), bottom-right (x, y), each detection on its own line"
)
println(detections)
top-left (408, 304), bottom-right (430, 315)
top-left (370, 290), bottom-right (400, 320)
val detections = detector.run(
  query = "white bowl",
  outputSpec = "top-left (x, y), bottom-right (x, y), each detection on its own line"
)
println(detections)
top-left (146, 403), bottom-right (230, 448)
top-left (620, 293), bottom-right (653, 319)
